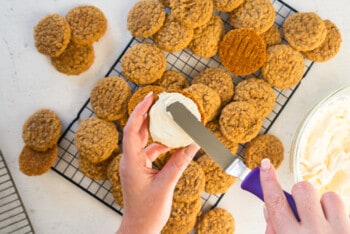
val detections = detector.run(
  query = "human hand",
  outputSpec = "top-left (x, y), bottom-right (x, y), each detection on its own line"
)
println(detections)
top-left (260, 158), bottom-right (350, 234)
top-left (117, 93), bottom-right (200, 234)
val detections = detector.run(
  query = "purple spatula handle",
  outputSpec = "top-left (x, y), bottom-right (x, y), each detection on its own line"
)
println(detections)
top-left (241, 167), bottom-right (300, 221)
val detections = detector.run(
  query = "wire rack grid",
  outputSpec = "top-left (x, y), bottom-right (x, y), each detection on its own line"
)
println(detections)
top-left (0, 150), bottom-right (34, 234)
top-left (52, 0), bottom-right (314, 217)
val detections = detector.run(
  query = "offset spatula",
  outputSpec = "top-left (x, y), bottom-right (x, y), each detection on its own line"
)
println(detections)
top-left (167, 101), bottom-right (300, 221)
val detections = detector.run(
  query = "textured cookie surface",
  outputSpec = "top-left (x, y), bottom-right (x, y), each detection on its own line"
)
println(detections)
top-left (121, 43), bottom-right (166, 84)
top-left (128, 85), bottom-right (165, 115)
top-left (219, 29), bottom-right (266, 76)
top-left (192, 67), bottom-right (234, 106)
top-left (127, 0), bottom-right (165, 38)
top-left (233, 78), bottom-right (276, 118)
top-left (303, 20), bottom-right (342, 62)
top-left (90, 76), bottom-right (131, 121)
top-left (107, 154), bottom-right (124, 208)
top-left (34, 14), bottom-right (71, 57)
top-left (66, 5), bottom-right (107, 45)
top-left (213, 0), bottom-right (244, 12)
top-left (261, 25), bottom-right (282, 47)
top-left (50, 41), bottom-right (94, 75)
top-left (196, 154), bottom-right (236, 194)
top-left (74, 117), bottom-right (119, 163)
top-left (188, 14), bottom-right (224, 58)
top-left (154, 15), bottom-right (194, 52)
top-left (229, 0), bottom-right (275, 34)
top-left (219, 101), bottom-right (262, 143)
top-left (197, 208), bottom-right (235, 234)
top-left (244, 134), bottom-right (284, 169)
top-left (283, 12), bottom-right (327, 51)
top-left (205, 121), bottom-right (238, 154)
top-left (154, 70), bottom-right (189, 90)
top-left (22, 109), bottom-right (61, 152)
top-left (19, 145), bottom-right (58, 176)
top-left (262, 44), bottom-right (305, 89)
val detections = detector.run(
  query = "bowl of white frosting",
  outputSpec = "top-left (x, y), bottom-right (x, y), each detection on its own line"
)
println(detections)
top-left (291, 85), bottom-right (350, 214)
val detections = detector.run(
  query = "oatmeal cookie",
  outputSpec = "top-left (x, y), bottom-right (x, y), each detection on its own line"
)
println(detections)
top-left (206, 121), bottom-right (238, 154)
top-left (170, 0), bottom-right (213, 29)
top-left (50, 41), bottom-right (94, 75)
top-left (34, 14), bottom-right (71, 57)
top-left (229, 0), bottom-right (275, 34)
top-left (219, 29), bottom-right (266, 76)
top-left (22, 109), bottom-right (61, 152)
top-left (196, 154), bottom-right (237, 194)
top-left (244, 134), bottom-right (284, 169)
top-left (262, 44), bottom-right (305, 89)
top-left (128, 85), bottom-right (165, 115)
top-left (219, 101), bottom-right (262, 143)
top-left (173, 161), bottom-right (205, 202)
top-left (127, 0), bottom-right (166, 38)
top-left (121, 43), bottom-right (166, 84)
top-left (74, 117), bottom-right (119, 164)
top-left (213, 0), bottom-right (245, 12)
top-left (185, 84), bottom-right (221, 123)
top-left (192, 67), bottom-right (234, 106)
top-left (153, 15), bottom-right (194, 52)
top-left (261, 25), bottom-right (282, 47)
top-left (107, 153), bottom-right (124, 208)
top-left (233, 78), bottom-right (276, 118)
top-left (19, 145), bottom-right (58, 176)
top-left (283, 12), bottom-right (327, 51)
top-left (188, 14), bottom-right (224, 58)
top-left (303, 20), bottom-right (342, 62)
top-left (90, 76), bottom-right (131, 121)
top-left (197, 208), bottom-right (235, 234)
top-left (66, 5), bottom-right (107, 45)
top-left (159, 0), bottom-right (171, 7)
top-left (154, 70), bottom-right (189, 90)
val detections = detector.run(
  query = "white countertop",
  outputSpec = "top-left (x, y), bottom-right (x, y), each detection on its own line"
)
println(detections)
top-left (1, 0), bottom-right (349, 233)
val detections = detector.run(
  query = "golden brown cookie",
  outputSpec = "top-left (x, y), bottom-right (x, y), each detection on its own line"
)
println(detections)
top-left (50, 41), bottom-right (94, 75)
top-left (22, 109), bottom-right (62, 152)
top-left (153, 70), bottom-right (189, 90)
top-left (159, 0), bottom-right (171, 7)
top-left (90, 76), bottom-right (131, 121)
top-left (303, 20), bottom-right (342, 62)
top-left (170, 0), bottom-right (213, 29)
top-left (78, 147), bottom-right (119, 180)
top-left (128, 85), bottom-right (165, 115)
top-left (283, 12), bottom-right (327, 51)
top-left (162, 197), bottom-right (202, 234)
top-left (185, 84), bottom-right (221, 123)
top-left (213, 0), bottom-right (244, 12)
top-left (219, 101), bottom-right (262, 143)
top-left (192, 67), bottom-right (234, 106)
top-left (173, 161), bottom-right (205, 202)
top-left (121, 43), bottom-right (166, 84)
top-left (262, 44), bottom-right (305, 89)
top-left (205, 121), bottom-right (238, 154)
top-left (261, 25), bottom-right (282, 47)
top-left (244, 134), bottom-right (284, 169)
top-left (196, 154), bottom-right (236, 194)
top-left (127, 0), bottom-right (166, 38)
top-left (229, 0), bottom-right (275, 34)
top-left (219, 29), bottom-right (266, 76)
top-left (153, 149), bottom-right (175, 169)
top-left (233, 78), bottom-right (276, 118)
top-left (196, 208), bottom-right (235, 234)
top-left (188, 14), bottom-right (224, 58)
top-left (66, 5), bottom-right (107, 45)
top-left (107, 153), bottom-right (124, 208)
top-left (19, 145), bottom-right (58, 176)
top-left (153, 15), bottom-right (194, 52)
top-left (74, 117), bottom-right (119, 164)
top-left (34, 14), bottom-right (71, 57)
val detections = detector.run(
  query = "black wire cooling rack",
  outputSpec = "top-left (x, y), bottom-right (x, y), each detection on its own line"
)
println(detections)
top-left (0, 150), bottom-right (34, 234)
top-left (52, 0), bottom-right (314, 217)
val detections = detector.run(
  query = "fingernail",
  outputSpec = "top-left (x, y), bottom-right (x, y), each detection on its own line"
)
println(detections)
top-left (144, 91), bottom-right (153, 99)
top-left (263, 204), bottom-right (269, 221)
top-left (261, 158), bottom-right (271, 171)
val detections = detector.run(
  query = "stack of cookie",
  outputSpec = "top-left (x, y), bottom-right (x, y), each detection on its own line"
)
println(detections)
top-left (19, 109), bottom-right (62, 176)
top-left (33, 5), bottom-right (107, 75)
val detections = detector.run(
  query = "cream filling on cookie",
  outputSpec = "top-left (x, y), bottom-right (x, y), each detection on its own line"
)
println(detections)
top-left (149, 92), bottom-right (201, 148)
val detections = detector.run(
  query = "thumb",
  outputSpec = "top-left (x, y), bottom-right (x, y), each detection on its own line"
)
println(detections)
top-left (156, 143), bottom-right (200, 189)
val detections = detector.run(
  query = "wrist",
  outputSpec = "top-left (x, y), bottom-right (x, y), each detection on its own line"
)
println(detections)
top-left (117, 215), bottom-right (161, 234)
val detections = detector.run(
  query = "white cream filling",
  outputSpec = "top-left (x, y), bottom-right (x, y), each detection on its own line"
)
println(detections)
top-left (149, 92), bottom-right (201, 148)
